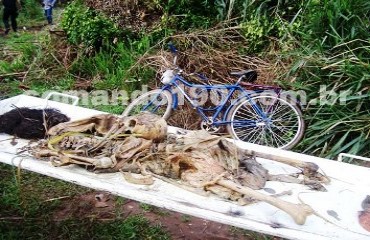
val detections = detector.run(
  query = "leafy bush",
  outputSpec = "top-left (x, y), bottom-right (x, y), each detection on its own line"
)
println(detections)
top-left (241, 15), bottom-right (286, 53)
top-left (238, 0), bottom-right (303, 53)
top-left (20, 0), bottom-right (44, 20)
top-left (61, 1), bottom-right (119, 48)
top-left (158, 0), bottom-right (217, 29)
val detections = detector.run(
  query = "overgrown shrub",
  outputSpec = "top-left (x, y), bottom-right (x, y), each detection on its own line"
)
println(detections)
top-left (285, 45), bottom-right (370, 159)
top-left (281, 0), bottom-right (370, 158)
top-left (301, 0), bottom-right (370, 50)
top-left (20, 0), bottom-right (44, 20)
top-left (155, 0), bottom-right (218, 29)
top-left (61, 1), bottom-right (119, 49)
top-left (236, 0), bottom-right (303, 53)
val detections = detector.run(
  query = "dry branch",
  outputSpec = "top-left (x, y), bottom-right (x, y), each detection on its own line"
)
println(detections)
top-left (130, 25), bottom-right (277, 86)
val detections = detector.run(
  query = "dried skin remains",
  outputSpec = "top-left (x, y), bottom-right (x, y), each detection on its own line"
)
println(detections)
top-left (31, 112), bottom-right (329, 225)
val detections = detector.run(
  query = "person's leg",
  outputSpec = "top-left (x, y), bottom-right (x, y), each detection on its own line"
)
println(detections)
top-left (10, 10), bottom-right (18, 32)
top-left (46, 8), bottom-right (53, 24)
top-left (3, 8), bottom-right (11, 34)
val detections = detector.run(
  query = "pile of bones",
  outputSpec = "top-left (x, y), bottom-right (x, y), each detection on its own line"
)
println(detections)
top-left (28, 112), bottom-right (330, 225)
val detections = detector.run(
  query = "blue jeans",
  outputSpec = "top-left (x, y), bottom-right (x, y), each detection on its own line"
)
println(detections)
top-left (44, 8), bottom-right (53, 24)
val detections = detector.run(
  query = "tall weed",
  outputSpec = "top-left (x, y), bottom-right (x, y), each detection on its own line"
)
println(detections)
top-left (281, 0), bottom-right (370, 158)
top-left (70, 40), bottom-right (155, 92)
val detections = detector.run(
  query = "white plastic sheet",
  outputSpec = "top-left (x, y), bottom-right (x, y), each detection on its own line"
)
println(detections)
top-left (0, 95), bottom-right (369, 240)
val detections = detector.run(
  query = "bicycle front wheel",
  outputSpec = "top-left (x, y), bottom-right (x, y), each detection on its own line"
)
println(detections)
top-left (226, 96), bottom-right (304, 149)
top-left (122, 89), bottom-right (173, 120)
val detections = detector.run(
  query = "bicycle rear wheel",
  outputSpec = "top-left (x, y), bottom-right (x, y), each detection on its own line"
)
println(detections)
top-left (122, 89), bottom-right (173, 120)
top-left (226, 96), bottom-right (304, 149)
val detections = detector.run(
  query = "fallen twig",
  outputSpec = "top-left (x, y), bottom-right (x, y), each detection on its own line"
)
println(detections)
top-left (43, 196), bottom-right (70, 202)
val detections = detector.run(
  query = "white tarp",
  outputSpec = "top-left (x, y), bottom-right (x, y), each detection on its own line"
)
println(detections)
top-left (0, 95), bottom-right (369, 240)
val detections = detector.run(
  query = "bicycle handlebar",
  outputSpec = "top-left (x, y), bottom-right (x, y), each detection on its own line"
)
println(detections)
top-left (168, 42), bottom-right (178, 54)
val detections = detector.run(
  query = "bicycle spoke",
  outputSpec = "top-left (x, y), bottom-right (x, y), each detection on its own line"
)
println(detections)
top-left (123, 90), bottom-right (172, 120)
top-left (234, 107), bottom-right (260, 120)
top-left (269, 104), bottom-right (291, 119)
top-left (228, 96), bottom-right (304, 149)
top-left (271, 110), bottom-right (297, 122)
top-left (272, 121), bottom-right (299, 133)
top-left (245, 128), bottom-right (262, 142)
top-left (267, 127), bottom-right (287, 147)
top-left (234, 127), bottom-right (261, 141)
top-left (251, 130), bottom-right (264, 144)
top-left (234, 126), bottom-right (259, 136)
top-left (273, 123), bottom-right (299, 131)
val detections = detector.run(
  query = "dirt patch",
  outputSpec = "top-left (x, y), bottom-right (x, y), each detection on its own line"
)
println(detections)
top-left (53, 191), bottom-right (276, 240)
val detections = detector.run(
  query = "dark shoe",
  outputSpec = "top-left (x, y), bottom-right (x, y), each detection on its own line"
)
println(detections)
top-left (4, 28), bottom-right (10, 35)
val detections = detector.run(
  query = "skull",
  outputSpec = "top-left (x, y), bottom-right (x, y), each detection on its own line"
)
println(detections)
top-left (121, 112), bottom-right (167, 142)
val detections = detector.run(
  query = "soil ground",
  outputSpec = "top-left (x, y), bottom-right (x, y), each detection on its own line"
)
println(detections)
top-left (53, 191), bottom-right (279, 240)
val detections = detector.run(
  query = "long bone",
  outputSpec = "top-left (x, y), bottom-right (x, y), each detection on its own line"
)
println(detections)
top-left (249, 151), bottom-right (330, 183)
top-left (35, 149), bottom-right (116, 169)
top-left (217, 179), bottom-right (314, 225)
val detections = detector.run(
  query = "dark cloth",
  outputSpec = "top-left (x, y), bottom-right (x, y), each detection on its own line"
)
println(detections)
top-left (2, 0), bottom-right (18, 10)
top-left (3, 7), bottom-right (18, 31)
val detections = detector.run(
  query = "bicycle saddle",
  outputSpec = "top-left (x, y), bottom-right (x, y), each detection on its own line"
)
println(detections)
top-left (230, 70), bottom-right (257, 83)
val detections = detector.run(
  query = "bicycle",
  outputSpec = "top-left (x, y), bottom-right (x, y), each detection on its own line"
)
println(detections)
top-left (122, 44), bottom-right (304, 149)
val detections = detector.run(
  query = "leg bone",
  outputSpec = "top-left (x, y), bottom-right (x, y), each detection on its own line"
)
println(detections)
top-left (217, 179), bottom-right (313, 225)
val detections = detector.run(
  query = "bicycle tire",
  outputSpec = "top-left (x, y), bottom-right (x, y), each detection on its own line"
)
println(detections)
top-left (226, 95), bottom-right (305, 149)
top-left (122, 89), bottom-right (173, 120)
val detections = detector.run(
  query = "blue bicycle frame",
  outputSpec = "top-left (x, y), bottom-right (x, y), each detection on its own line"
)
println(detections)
top-left (156, 72), bottom-right (270, 128)
top-left (128, 43), bottom-right (304, 150)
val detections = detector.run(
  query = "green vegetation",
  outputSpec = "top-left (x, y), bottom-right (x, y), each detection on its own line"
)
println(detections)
top-left (1, 217), bottom-right (168, 240)
top-left (180, 214), bottom-right (191, 223)
top-left (61, 1), bottom-right (119, 48)
top-left (0, 164), bottom-right (170, 239)
top-left (18, 0), bottom-right (45, 24)
top-left (280, 0), bottom-right (370, 159)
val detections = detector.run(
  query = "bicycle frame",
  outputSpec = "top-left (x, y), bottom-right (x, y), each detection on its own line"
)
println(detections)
top-left (158, 73), bottom-right (272, 127)
top-left (125, 44), bottom-right (305, 149)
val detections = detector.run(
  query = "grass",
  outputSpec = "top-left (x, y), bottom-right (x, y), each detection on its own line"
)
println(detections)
top-left (229, 226), bottom-right (275, 240)
top-left (0, 215), bottom-right (170, 240)
top-left (180, 214), bottom-right (191, 223)
top-left (139, 203), bottom-right (154, 212)
top-left (0, 27), bottom-right (72, 99)
top-left (0, 164), bottom-right (170, 240)
top-left (280, 43), bottom-right (370, 159)
top-left (0, 33), bottom-right (40, 75)
top-left (0, 164), bottom-right (89, 216)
